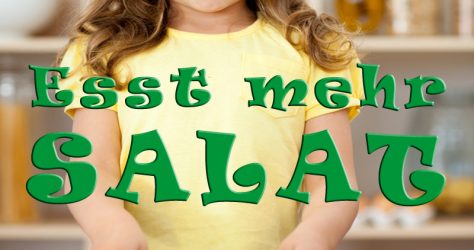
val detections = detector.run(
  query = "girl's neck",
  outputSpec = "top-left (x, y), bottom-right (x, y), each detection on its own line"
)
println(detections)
top-left (168, 2), bottom-right (257, 34)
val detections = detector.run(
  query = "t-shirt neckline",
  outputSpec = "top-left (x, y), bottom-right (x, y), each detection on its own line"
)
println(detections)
top-left (167, 13), bottom-right (263, 40)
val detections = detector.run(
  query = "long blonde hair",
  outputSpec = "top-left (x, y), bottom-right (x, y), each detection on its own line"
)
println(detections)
top-left (58, 0), bottom-right (355, 84)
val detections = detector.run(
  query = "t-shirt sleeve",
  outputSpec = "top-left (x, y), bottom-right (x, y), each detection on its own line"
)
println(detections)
top-left (57, 39), bottom-right (118, 119)
top-left (304, 57), bottom-right (364, 122)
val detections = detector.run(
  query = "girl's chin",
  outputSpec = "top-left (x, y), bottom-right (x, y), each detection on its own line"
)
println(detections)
top-left (173, 0), bottom-right (244, 13)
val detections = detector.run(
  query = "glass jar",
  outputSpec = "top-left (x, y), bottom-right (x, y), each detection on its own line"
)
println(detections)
top-left (335, 0), bottom-right (385, 33)
top-left (386, 0), bottom-right (441, 35)
top-left (422, 90), bottom-right (474, 214)
top-left (0, 66), bottom-right (37, 223)
top-left (453, 0), bottom-right (474, 36)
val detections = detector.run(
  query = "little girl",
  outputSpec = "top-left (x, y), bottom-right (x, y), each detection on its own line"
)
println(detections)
top-left (58, 0), bottom-right (364, 249)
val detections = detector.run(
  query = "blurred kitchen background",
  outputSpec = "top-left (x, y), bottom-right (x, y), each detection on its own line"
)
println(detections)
top-left (0, 0), bottom-right (473, 249)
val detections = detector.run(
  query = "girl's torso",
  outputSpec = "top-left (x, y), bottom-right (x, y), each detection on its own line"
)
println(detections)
top-left (116, 16), bottom-right (310, 250)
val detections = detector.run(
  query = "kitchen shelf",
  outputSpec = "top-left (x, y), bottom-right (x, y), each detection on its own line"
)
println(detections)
top-left (0, 37), bottom-right (68, 54)
top-left (1, 217), bottom-right (473, 241)
top-left (0, 222), bottom-right (85, 241)
top-left (1, 36), bottom-right (474, 54)
top-left (345, 217), bottom-right (474, 240)
top-left (355, 36), bottom-right (474, 53)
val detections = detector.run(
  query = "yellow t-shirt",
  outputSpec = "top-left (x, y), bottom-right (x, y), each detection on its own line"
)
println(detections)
top-left (59, 14), bottom-right (363, 250)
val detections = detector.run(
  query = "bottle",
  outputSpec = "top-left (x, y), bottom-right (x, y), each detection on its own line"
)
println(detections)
top-left (0, 65), bottom-right (37, 223)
